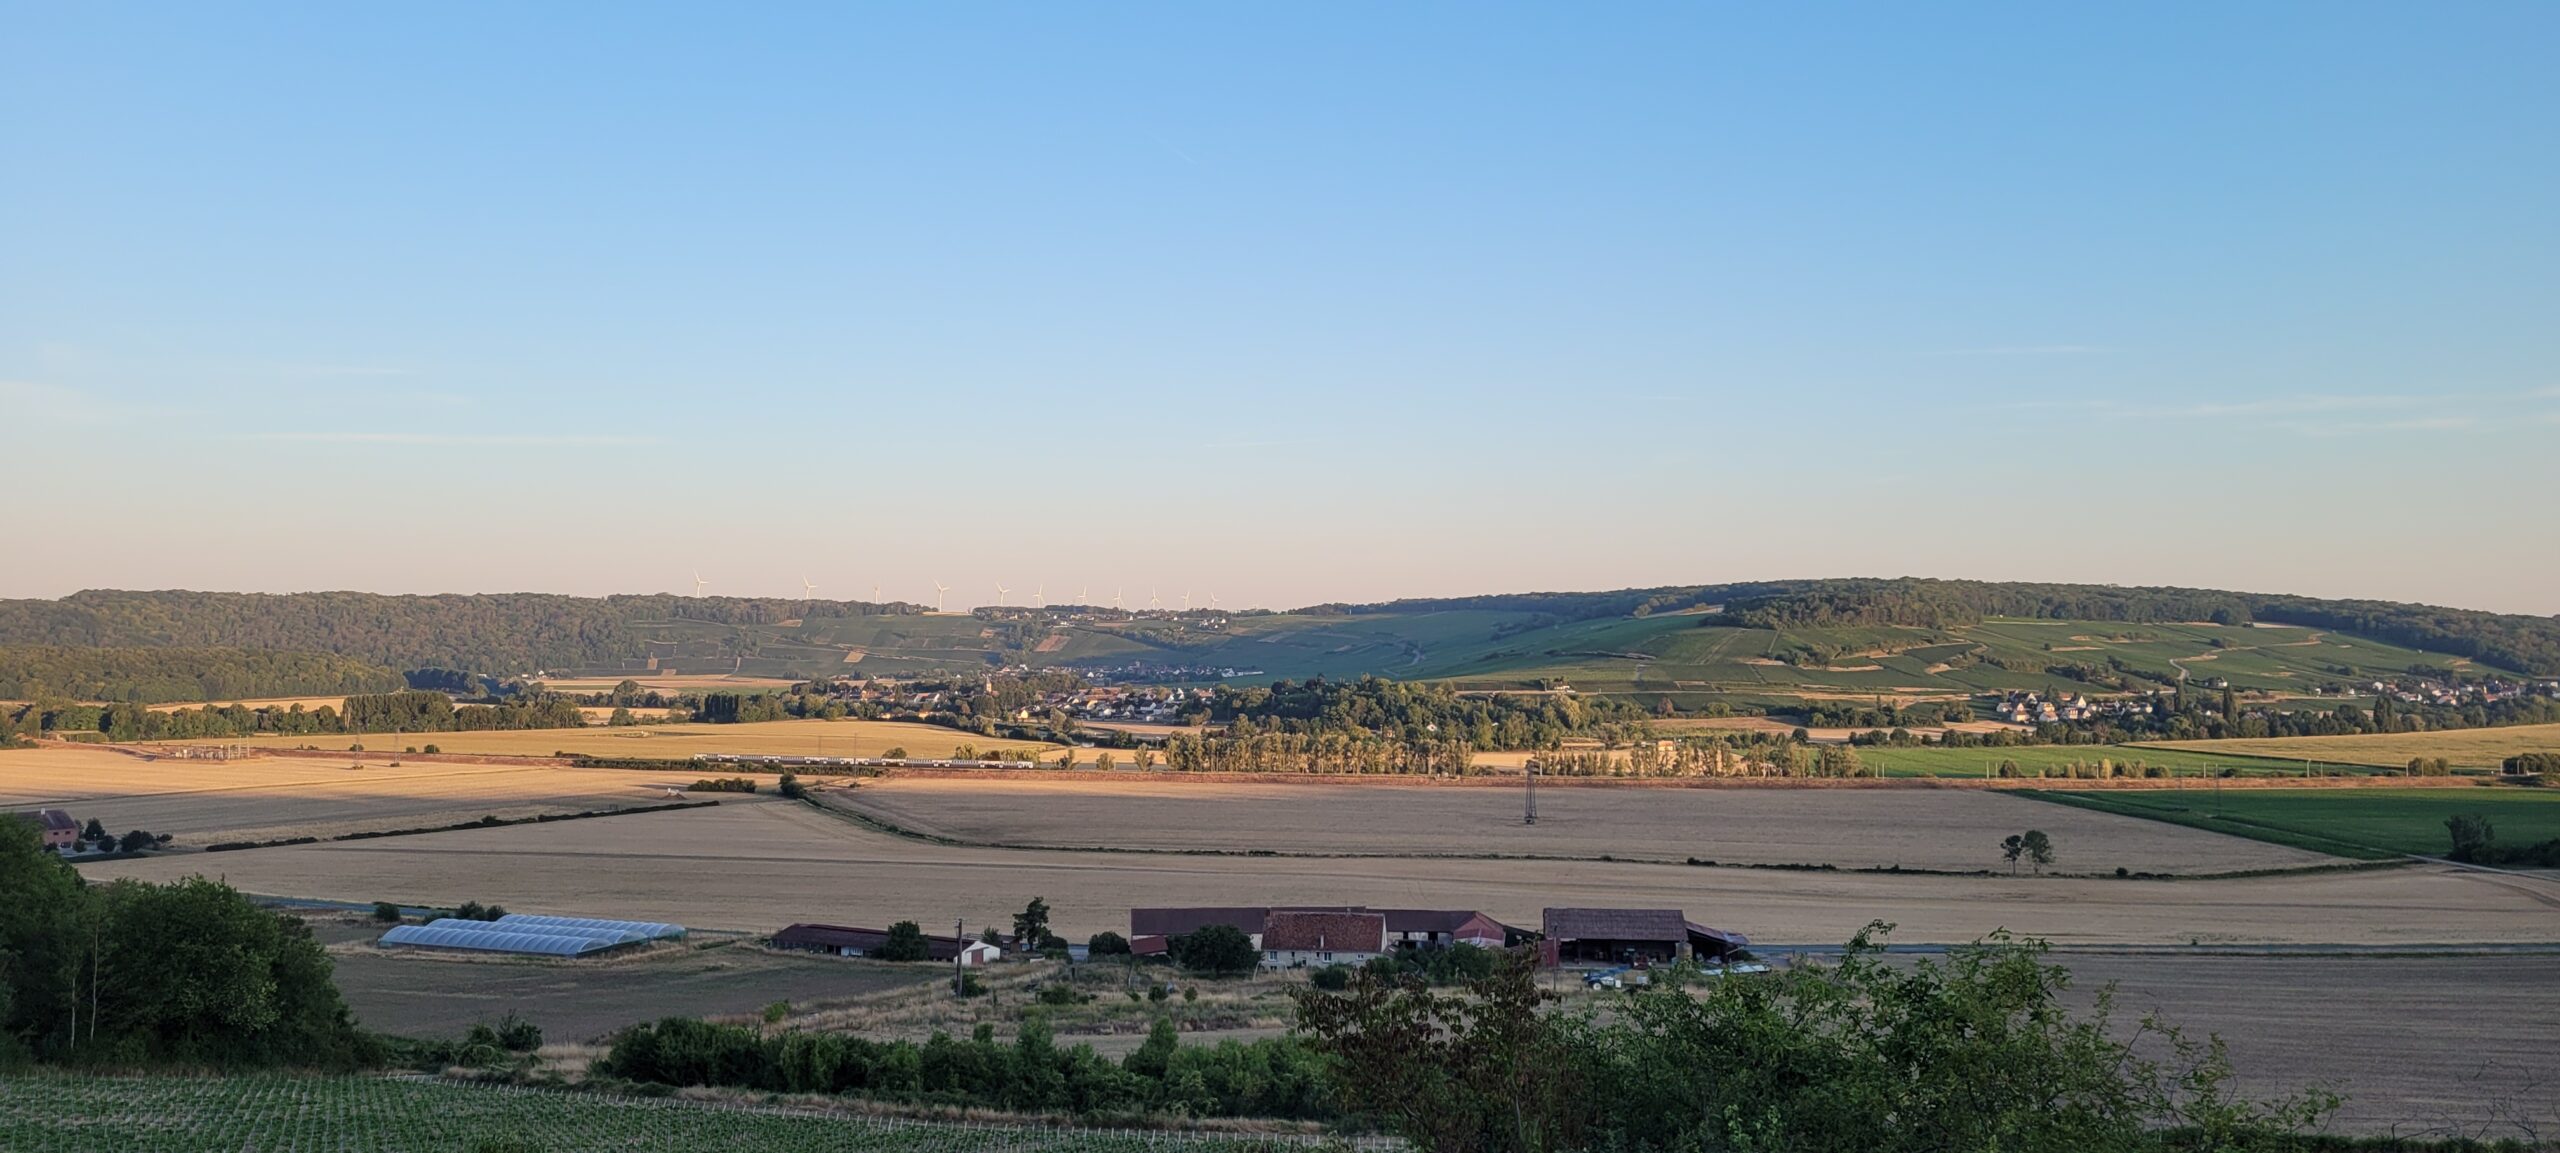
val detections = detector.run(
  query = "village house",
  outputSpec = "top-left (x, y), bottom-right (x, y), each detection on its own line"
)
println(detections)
top-left (9, 809), bottom-right (78, 851)
top-left (1260, 910), bottom-right (1387, 969)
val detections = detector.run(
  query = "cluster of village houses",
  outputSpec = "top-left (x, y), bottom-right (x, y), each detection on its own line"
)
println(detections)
top-left (1991, 677), bottom-right (2560, 726)
top-left (2362, 676), bottom-right (2560, 707)
top-left (773, 905), bottom-right (1750, 971)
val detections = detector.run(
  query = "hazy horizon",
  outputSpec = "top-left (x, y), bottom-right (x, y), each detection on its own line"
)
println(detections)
top-left (8, 5), bottom-right (2555, 614)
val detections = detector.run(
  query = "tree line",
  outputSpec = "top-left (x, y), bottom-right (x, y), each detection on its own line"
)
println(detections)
top-left (10, 690), bottom-right (588, 741)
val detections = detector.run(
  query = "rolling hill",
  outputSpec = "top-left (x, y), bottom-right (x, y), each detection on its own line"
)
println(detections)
top-left (0, 579), bottom-right (2549, 706)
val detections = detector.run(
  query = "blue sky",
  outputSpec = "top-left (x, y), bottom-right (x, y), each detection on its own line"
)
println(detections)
top-left (6, 3), bottom-right (2555, 612)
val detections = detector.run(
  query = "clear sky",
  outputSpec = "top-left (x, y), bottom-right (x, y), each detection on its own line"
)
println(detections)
top-left (6, 3), bottom-right (2555, 614)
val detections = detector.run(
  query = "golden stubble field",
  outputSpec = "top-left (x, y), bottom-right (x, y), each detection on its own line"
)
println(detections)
top-left (2138, 723), bottom-right (2560, 769)
top-left (0, 746), bottom-right (748, 844)
top-left (155, 719), bottom-right (1057, 761)
top-left (843, 777), bottom-right (2331, 874)
top-left (74, 799), bottom-right (2560, 947)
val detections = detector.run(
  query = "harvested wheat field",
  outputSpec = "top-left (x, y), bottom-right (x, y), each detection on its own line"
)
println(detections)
top-left (0, 745), bottom-right (736, 844)
top-left (2062, 951), bottom-right (2560, 1134)
top-left (844, 777), bottom-right (2332, 874)
top-left (2135, 723), bottom-right (2560, 770)
top-left (75, 801), bottom-right (2560, 946)
top-left (153, 718), bottom-right (1056, 761)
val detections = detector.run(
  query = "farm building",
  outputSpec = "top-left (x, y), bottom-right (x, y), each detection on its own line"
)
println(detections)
top-left (771, 923), bottom-right (1003, 966)
top-left (378, 913), bottom-right (684, 958)
top-left (1261, 910), bottom-right (1387, 969)
top-left (1540, 907), bottom-right (1749, 967)
top-left (1380, 908), bottom-right (1514, 949)
top-left (9, 808), bottom-right (78, 851)
top-left (1132, 906), bottom-right (1517, 952)
top-left (497, 913), bottom-right (685, 941)
top-left (1130, 907), bottom-right (1295, 947)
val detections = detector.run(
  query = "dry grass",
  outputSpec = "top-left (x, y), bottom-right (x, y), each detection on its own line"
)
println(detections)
top-left (842, 777), bottom-right (2330, 874)
top-left (2135, 723), bottom-right (2560, 769)
top-left (148, 719), bottom-right (1058, 761)
top-left (0, 745), bottom-right (750, 844)
top-left (73, 800), bottom-right (2560, 947)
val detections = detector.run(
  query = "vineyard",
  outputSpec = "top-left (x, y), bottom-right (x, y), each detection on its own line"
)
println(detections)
top-left (0, 1075), bottom-right (1373, 1152)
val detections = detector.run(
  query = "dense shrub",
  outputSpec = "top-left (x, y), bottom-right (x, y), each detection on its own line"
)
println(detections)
top-left (1297, 930), bottom-right (2336, 1153)
top-left (598, 1013), bottom-right (1328, 1120)
top-left (2504, 752), bottom-right (2558, 776)
top-left (1166, 924), bottom-right (1258, 977)
top-left (875, 921), bottom-right (930, 962)
top-left (0, 819), bottom-right (375, 1070)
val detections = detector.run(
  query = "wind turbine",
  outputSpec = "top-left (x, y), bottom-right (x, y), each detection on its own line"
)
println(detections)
top-left (1209, 592), bottom-right (1219, 610)
top-left (994, 582), bottom-right (1011, 607)
top-left (692, 571), bottom-right (709, 596)
top-left (1113, 588), bottom-right (1123, 610)
top-left (1149, 588), bottom-right (1160, 610)
top-left (1079, 585), bottom-right (1090, 605)
top-left (801, 576), bottom-right (817, 597)
top-left (1181, 591), bottom-right (1192, 611)
top-left (872, 583), bottom-right (883, 604)
top-left (1033, 583), bottom-right (1045, 608)
top-left (932, 579), bottom-right (950, 613)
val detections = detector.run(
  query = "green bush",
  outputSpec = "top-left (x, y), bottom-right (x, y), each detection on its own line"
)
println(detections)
top-left (370, 901), bottom-right (402, 923)
top-left (1297, 930), bottom-right (2337, 1153)
top-left (875, 920), bottom-right (930, 962)
top-left (1166, 923), bottom-right (1258, 977)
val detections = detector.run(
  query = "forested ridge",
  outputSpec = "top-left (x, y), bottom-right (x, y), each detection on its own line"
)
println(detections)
top-left (0, 646), bottom-right (405, 704)
top-left (0, 590), bottom-right (916, 673)
top-left (3, 579), bottom-right (2554, 680)
top-left (1325, 578), bottom-right (2560, 676)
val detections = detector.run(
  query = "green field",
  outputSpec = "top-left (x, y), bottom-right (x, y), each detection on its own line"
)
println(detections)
top-left (2029, 786), bottom-right (2560, 860)
top-left (1852, 744), bottom-right (2352, 780)
top-left (0, 1075), bottom-right (1347, 1152)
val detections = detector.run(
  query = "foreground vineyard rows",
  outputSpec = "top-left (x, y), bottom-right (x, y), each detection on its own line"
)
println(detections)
top-left (0, 1075), bottom-right (1374, 1152)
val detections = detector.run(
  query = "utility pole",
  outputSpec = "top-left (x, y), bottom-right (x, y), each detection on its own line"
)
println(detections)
top-left (1523, 758), bottom-right (1538, 825)
top-left (954, 919), bottom-right (967, 996)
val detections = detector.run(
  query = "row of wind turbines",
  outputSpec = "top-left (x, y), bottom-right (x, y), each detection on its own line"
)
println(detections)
top-left (686, 572), bottom-right (1224, 614)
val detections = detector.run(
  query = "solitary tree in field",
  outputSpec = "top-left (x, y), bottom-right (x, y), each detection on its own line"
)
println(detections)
top-left (2022, 829), bottom-right (2054, 874)
top-left (1013, 897), bottom-right (1052, 950)
top-left (2001, 834), bottom-right (2026, 874)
